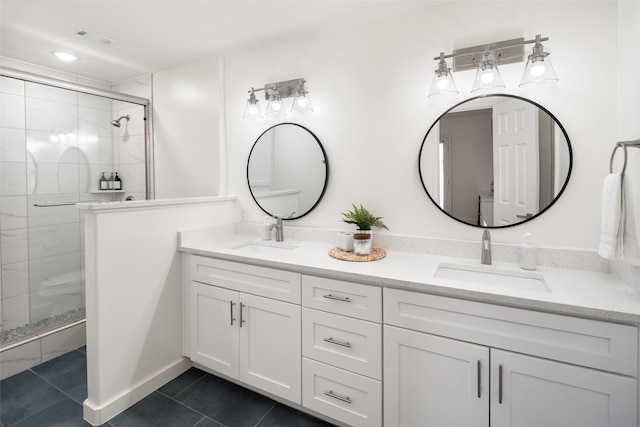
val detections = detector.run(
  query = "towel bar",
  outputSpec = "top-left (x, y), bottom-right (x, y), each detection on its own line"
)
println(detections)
top-left (609, 138), bottom-right (640, 176)
top-left (34, 200), bottom-right (102, 207)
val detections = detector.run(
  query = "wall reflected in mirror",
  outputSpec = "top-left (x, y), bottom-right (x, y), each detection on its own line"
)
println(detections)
top-left (247, 123), bottom-right (328, 219)
top-left (419, 95), bottom-right (572, 228)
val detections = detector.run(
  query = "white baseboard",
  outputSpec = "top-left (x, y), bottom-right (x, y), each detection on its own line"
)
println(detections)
top-left (83, 357), bottom-right (192, 426)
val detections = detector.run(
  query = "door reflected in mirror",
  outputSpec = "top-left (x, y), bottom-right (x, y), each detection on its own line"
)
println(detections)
top-left (419, 95), bottom-right (572, 228)
top-left (247, 123), bottom-right (328, 220)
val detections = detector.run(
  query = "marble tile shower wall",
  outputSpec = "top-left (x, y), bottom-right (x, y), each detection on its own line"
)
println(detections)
top-left (0, 76), bottom-right (146, 335)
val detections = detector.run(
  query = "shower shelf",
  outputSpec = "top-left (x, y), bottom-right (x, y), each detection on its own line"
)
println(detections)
top-left (90, 190), bottom-right (126, 193)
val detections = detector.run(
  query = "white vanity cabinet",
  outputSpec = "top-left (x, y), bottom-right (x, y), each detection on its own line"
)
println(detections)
top-left (188, 256), bottom-right (302, 404)
top-left (383, 288), bottom-right (638, 427)
top-left (301, 275), bottom-right (383, 427)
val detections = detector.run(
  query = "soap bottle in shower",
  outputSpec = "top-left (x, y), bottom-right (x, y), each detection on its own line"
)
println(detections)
top-left (114, 172), bottom-right (122, 190)
top-left (108, 172), bottom-right (115, 190)
top-left (100, 172), bottom-right (108, 190)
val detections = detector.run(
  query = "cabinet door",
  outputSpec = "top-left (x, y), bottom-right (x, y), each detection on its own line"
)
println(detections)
top-left (384, 325), bottom-right (489, 427)
top-left (189, 282), bottom-right (239, 378)
top-left (239, 293), bottom-right (302, 404)
top-left (491, 349), bottom-right (638, 427)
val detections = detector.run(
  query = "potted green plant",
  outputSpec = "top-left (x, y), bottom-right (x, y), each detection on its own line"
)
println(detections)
top-left (341, 204), bottom-right (389, 256)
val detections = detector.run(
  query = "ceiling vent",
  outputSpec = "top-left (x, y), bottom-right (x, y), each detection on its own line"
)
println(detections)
top-left (70, 27), bottom-right (114, 45)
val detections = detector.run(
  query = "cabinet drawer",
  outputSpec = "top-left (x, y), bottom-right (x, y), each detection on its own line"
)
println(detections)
top-left (302, 275), bottom-right (381, 322)
top-left (384, 288), bottom-right (638, 376)
top-left (190, 255), bottom-right (301, 303)
top-left (302, 358), bottom-right (381, 427)
top-left (302, 308), bottom-right (381, 380)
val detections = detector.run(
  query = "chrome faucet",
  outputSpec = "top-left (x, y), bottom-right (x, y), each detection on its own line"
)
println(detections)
top-left (481, 229), bottom-right (492, 265)
top-left (268, 215), bottom-right (284, 242)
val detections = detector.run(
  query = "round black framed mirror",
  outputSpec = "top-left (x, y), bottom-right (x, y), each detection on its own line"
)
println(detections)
top-left (247, 123), bottom-right (328, 220)
top-left (418, 94), bottom-right (572, 228)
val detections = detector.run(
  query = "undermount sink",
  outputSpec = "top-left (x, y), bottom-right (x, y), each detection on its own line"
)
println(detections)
top-left (230, 241), bottom-right (298, 255)
top-left (435, 263), bottom-right (550, 293)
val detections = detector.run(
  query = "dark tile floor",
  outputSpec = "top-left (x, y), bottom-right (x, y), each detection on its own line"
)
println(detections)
top-left (0, 347), bottom-right (335, 427)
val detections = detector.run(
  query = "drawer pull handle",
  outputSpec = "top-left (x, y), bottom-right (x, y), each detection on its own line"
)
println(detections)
top-left (324, 390), bottom-right (352, 404)
top-left (240, 302), bottom-right (245, 327)
top-left (323, 337), bottom-right (352, 348)
top-left (230, 301), bottom-right (236, 326)
top-left (498, 364), bottom-right (503, 404)
top-left (323, 294), bottom-right (352, 303)
top-left (477, 360), bottom-right (481, 398)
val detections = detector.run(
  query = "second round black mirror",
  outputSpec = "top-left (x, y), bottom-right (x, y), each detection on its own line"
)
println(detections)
top-left (419, 94), bottom-right (572, 228)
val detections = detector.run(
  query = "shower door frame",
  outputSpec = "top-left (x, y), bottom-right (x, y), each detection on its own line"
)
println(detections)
top-left (0, 66), bottom-right (153, 200)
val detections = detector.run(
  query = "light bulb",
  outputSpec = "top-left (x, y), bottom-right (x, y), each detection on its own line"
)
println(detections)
top-left (272, 102), bottom-right (281, 111)
top-left (436, 77), bottom-right (450, 90)
top-left (480, 70), bottom-right (495, 84)
top-left (529, 63), bottom-right (546, 77)
top-left (249, 105), bottom-right (257, 114)
top-left (297, 97), bottom-right (308, 108)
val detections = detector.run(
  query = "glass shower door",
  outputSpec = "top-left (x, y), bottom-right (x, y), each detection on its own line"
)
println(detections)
top-left (1, 76), bottom-right (147, 344)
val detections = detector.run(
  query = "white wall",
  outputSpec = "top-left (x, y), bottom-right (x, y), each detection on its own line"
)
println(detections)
top-left (153, 59), bottom-right (220, 198)
top-left (615, 0), bottom-right (640, 284)
top-left (224, 1), bottom-right (619, 251)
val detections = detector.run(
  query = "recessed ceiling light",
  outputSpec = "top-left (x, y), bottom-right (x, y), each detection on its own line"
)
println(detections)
top-left (52, 51), bottom-right (80, 61)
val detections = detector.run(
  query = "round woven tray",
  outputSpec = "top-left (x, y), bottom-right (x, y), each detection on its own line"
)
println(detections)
top-left (328, 247), bottom-right (387, 262)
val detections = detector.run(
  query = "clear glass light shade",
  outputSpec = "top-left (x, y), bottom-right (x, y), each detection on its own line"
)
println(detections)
top-left (428, 70), bottom-right (459, 97)
top-left (291, 93), bottom-right (313, 112)
top-left (471, 64), bottom-right (505, 92)
top-left (519, 56), bottom-right (558, 86)
top-left (265, 95), bottom-right (287, 118)
top-left (243, 98), bottom-right (264, 119)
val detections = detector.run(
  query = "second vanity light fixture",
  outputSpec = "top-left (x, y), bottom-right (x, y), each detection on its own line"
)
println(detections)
top-left (243, 78), bottom-right (313, 119)
top-left (429, 34), bottom-right (558, 97)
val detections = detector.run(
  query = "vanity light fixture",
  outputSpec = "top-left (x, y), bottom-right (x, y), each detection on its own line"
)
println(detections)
top-left (243, 88), bottom-right (264, 119)
top-left (242, 78), bottom-right (312, 119)
top-left (428, 53), bottom-right (459, 98)
top-left (265, 88), bottom-right (287, 118)
top-left (429, 35), bottom-right (557, 97)
top-left (519, 35), bottom-right (558, 86)
top-left (291, 80), bottom-right (313, 112)
top-left (471, 47), bottom-right (505, 92)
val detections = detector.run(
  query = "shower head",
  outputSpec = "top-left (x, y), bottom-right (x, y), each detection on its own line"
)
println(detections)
top-left (110, 114), bottom-right (130, 127)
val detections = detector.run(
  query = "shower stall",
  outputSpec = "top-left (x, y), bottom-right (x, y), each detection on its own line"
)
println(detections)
top-left (0, 67), bottom-right (152, 357)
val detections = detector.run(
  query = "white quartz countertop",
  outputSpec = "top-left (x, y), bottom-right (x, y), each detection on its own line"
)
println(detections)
top-left (179, 232), bottom-right (640, 324)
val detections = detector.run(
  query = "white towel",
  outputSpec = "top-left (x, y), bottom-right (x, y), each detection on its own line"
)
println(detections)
top-left (598, 173), bottom-right (623, 260)
top-left (621, 174), bottom-right (640, 266)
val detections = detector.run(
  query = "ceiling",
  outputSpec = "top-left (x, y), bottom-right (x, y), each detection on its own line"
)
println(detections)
top-left (0, 0), bottom-right (434, 84)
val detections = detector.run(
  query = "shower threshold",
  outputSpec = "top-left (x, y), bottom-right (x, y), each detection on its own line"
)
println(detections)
top-left (0, 307), bottom-right (86, 349)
